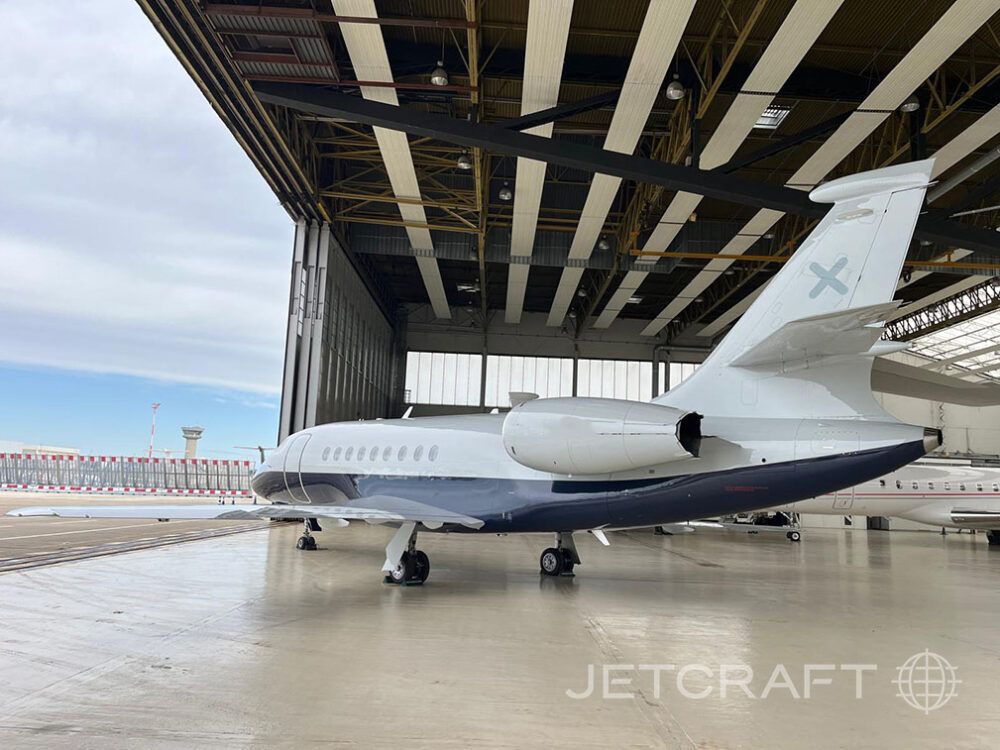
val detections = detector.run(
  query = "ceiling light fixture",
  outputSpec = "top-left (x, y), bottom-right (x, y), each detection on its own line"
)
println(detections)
top-left (498, 181), bottom-right (513, 201)
top-left (430, 60), bottom-right (449, 87)
top-left (900, 95), bottom-right (920, 113)
top-left (755, 104), bottom-right (792, 130)
top-left (597, 236), bottom-right (611, 251)
top-left (457, 151), bottom-right (473, 170)
top-left (626, 295), bottom-right (643, 304)
top-left (665, 74), bottom-right (685, 101)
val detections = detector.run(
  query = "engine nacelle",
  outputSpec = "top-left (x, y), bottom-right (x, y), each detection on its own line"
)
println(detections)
top-left (501, 397), bottom-right (701, 475)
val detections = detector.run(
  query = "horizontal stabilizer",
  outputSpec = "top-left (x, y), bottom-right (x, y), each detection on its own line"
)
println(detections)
top-left (6, 498), bottom-right (484, 529)
top-left (730, 302), bottom-right (899, 368)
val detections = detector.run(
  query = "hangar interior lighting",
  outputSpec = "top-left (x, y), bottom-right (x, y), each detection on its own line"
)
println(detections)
top-left (430, 60), bottom-right (449, 86)
top-left (754, 104), bottom-right (792, 130)
top-left (900, 95), bottom-right (920, 113)
top-left (665, 74), bottom-right (685, 101)
top-left (498, 182), bottom-right (513, 201)
top-left (457, 151), bottom-right (473, 170)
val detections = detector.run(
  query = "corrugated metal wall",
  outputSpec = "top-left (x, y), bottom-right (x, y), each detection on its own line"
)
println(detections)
top-left (279, 220), bottom-right (403, 440)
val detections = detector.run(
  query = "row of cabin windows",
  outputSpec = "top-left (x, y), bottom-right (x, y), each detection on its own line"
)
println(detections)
top-left (320, 445), bottom-right (439, 463)
top-left (878, 479), bottom-right (999, 492)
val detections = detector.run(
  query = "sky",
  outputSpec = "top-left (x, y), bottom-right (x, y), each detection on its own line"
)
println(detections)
top-left (0, 2), bottom-right (293, 455)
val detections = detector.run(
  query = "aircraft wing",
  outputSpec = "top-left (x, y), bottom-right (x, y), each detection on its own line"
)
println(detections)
top-left (6, 497), bottom-right (484, 530)
top-left (729, 302), bottom-right (899, 368)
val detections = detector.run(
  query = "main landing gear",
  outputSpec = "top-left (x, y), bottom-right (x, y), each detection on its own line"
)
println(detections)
top-left (987, 530), bottom-right (1000, 547)
top-left (296, 518), bottom-right (320, 550)
top-left (383, 522), bottom-right (430, 585)
top-left (540, 531), bottom-right (581, 577)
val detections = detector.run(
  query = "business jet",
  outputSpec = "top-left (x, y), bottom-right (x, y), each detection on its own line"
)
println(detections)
top-left (9, 160), bottom-right (944, 584)
top-left (772, 458), bottom-right (1000, 543)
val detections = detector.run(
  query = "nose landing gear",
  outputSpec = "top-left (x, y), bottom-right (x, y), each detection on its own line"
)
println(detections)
top-left (296, 518), bottom-right (320, 550)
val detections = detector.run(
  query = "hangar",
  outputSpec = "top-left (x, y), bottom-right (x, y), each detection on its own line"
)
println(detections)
top-left (138, 0), bottom-right (1000, 443)
top-left (6, 1), bottom-right (1000, 745)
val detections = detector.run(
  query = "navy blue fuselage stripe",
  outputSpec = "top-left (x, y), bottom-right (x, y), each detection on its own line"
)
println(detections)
top-left (252, 440), bottom-right (927, 533)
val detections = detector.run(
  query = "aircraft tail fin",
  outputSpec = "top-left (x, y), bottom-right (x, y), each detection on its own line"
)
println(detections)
top-left (657, 159), bottom-right (933, 419)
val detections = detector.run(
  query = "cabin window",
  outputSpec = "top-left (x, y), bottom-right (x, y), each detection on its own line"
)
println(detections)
top-left (333, 447), bottom-right (342, 461)
top-left (429, 445), bottom-right (439, 462)
top-left (397, 446), bottom-right (407, 461)
top-left (322, 447), bottom-right (330, 460)
top-left (879, 479), bottom-right (885, 487)
top-left (960, 483), bottom-right (966, 491)
top-left (345, 447), bottom-right (354, 460)
top-left (977, 483), bottom-right (983, 492)
top-left (370, 446), bottom-right (378, 461)
top-left (993, 483), bottom-right (999, 492)
top-left (895, 480), bottom-right (901, 489)
top-left (911, 481), bottom-right (918, 490)
top-left (357, 446), bottom-right (365, 460)
top-left (928, 482), bottom-right (934, 490)
top-left (413, 445), bottom-right (424, 461)
top-left (383, 446), bottom-right (392, 461)
top-left (944, 482), bottom-right (950, 490)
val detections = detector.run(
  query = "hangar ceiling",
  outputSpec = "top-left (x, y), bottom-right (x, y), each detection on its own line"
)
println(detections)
top-left (138, 0), bottom-right (1000, 351)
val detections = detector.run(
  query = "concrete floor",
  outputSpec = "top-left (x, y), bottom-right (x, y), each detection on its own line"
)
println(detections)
top-left (0, 493), bottom-right (263, 569)
top-left (1, 522), bottom-right (999, 748)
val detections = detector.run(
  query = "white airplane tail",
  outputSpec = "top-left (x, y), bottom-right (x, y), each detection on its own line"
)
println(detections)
top-left (656, 159), bottom-right (934, 420)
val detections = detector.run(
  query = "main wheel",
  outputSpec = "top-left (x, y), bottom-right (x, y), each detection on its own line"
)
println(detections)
top-left (296, 536), bottom-right (314, 550)
top-left (987, 530), bottom-right (1000, 547)
top-left (540, 547), bottom-right (564, 576)
top-left (389, 552), bottom-right (415, 584)
top-left (413, 550), bottom-right (430, 582)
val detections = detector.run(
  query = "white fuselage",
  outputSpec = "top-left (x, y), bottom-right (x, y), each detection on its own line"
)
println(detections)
top-left (776, 459), bottom-right (1000, 529)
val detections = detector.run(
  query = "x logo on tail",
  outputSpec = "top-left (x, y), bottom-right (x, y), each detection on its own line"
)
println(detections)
top-left (808, 256), bottom-right (849, 298)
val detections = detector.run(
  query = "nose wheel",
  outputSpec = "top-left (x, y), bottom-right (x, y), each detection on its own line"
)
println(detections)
top-left (296, 518), bottom-right (319, 550)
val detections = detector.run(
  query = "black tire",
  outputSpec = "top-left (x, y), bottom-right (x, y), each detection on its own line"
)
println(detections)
top-left (413, 550), bottom-right (430, 582)
top-left (390, 552), bottom-right (415, 583)
top-left (988, 531), bottom-right (1000, 547)
top-left (305, 536), bottom-right (317, 550)
top-left (296, 536), bottom-right (308, 550)
top-left (540, 547), bottom-right (563, 576)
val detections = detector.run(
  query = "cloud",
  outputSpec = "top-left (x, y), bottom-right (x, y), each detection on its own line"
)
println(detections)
top-left (0, 1), bottom-right (292, 394)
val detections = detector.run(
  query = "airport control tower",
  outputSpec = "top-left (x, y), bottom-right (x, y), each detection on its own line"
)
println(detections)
top-left (181, 426), bottom-right (204, 459)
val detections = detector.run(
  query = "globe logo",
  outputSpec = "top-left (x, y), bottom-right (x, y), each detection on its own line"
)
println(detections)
top-left (892, 650), bottom-right (960, 714)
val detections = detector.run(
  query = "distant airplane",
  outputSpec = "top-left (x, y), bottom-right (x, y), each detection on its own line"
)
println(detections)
top-left (9, 160), bottom-right (945, 584)
top-left (773, 458), bottom-right (1000, 544)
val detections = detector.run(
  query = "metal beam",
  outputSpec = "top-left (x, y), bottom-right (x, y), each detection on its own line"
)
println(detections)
top-left (715, 111), bottom-right (851, 174)
top-left (497, 90), bottom-right (620, 131)
top-left (253, 83), bottom-right (820, 214)
top-left (252, 84), bottom-right (1000, 255)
